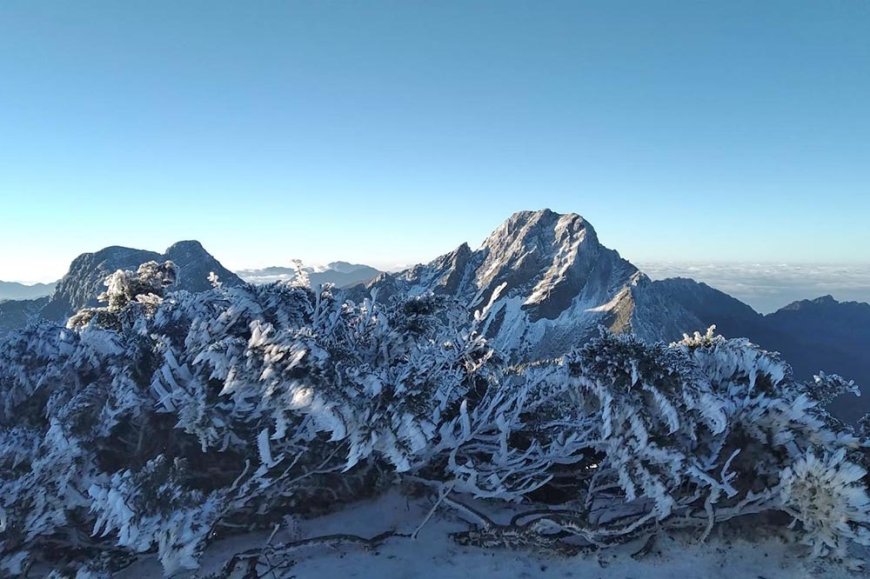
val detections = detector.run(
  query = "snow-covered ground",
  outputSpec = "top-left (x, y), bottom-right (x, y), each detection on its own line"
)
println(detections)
top-left (117, 490), bottom-right (864, 579)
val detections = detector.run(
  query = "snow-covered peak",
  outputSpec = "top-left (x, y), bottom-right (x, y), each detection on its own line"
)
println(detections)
top-left (480, 209), bottom-right (597, 252)
top-left (368, 209), bottom-right (644, 360)
top-left (475, 210), bottom-right (606, 311)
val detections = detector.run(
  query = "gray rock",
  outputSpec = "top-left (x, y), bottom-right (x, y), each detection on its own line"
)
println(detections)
top-left (40, 241), bottom-right (243, 323)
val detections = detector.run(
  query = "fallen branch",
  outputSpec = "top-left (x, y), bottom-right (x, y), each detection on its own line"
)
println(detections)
top-left (212, 530), bottom-right (407, 578)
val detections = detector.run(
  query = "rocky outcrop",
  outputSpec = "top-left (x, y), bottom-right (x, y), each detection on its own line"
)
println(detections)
top-left (40, 241), bottom-right (243, 322)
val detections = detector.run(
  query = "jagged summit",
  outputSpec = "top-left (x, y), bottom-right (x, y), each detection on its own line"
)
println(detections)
top-left (476, 210), bottom-right (627, 315)
top-left (779, 294), bottom-right (842, 311)
top-left (371, 209), bottom-right (651, 360)
top-left (346, 209), bottom-right (868, 414)
top-left (163, 240), bottom-right (241, 293)
top-left (164, 240), bottom-right (213, 266)
top-left (165, 239), bottom-right (206, 252)
top-left (372, 208), bottom-right (870, 421)
top-left (482, 209), bottom-right (597, 249)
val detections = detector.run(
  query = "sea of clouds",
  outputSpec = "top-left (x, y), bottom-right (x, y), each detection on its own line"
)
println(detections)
top-left (638, 262), bottom-right (870, 314)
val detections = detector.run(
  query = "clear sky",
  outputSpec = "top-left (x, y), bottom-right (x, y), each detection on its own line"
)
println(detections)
top-left (1, 1), bottom-right (869, 282)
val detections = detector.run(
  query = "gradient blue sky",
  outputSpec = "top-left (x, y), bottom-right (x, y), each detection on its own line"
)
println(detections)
top-left (2, 1), bottom-right (869, 282)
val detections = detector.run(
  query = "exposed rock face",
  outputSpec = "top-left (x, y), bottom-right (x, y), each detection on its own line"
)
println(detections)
top-left (630, 277), bottom-right (769, 343)
top-left (41, 246), bottom-right (162, 321)
top-left (368, 210), bottom-right (684, 360)
top-left (358, 210), bottom-right (870, 423)
top-left (40, 241), bottom-right (243, 322)
top-left (164, 241), bottom-right (241, 293)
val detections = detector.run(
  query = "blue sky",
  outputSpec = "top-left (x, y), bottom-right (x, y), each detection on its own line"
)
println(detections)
top-left (1, 1), bottom-right (869, 282)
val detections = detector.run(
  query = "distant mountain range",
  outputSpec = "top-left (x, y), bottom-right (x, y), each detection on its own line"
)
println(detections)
top-left (358, 210), bottom-right (870, 422)
top-left (0, 280), bottom-right (56, 302)
top-left (639, 262), bottom-right (870, 314)
top-left (237, 261), bottom-right (382, 288)
top-left (0, 210), bottom-right (867, 421)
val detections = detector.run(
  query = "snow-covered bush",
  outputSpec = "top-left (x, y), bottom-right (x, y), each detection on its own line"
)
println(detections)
top-left (432, 328), bottom-right (869, 549)
top-left (780, 450), bottom-right (870, 558)
top-left (88, 456), bottom-right (223, 575)
top-left (0, 263), bottom-right (868, 574)
top-left (0, 271), bottom-right (496, 573)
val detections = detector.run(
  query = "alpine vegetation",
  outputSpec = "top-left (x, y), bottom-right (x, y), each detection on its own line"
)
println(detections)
top-left (0, 261), bottom-right (868, 576)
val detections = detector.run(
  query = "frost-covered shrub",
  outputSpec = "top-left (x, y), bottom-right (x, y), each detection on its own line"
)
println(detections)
top-left (435, 331), bottom-right (729, 513)
top-left (0, 271), bottom-right (496, 573)
top-left (434, 328), bottom-right (868, 550)
top-left (0, 262), bottom-right (868, 574)
top-left (780, 450), bottom-right (870, 557)
top-left (561, 333), bottom-right (728, 520)
top-left (88, 456), bottom-right (223, 574)
top-left (808, 372), bottom-right (861, 406)
top-left (678, 329), bottom-right (861, 485)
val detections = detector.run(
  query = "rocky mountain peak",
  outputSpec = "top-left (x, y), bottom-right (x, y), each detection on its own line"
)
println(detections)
top-left (165, 239), bottom-right (207, 256)
top-left (369, 209), bottom-right (642, 360)
top-left (475, 210), bottom-right (609, 314)
top-left (163, 240), bottom-right (240, 292)
top-left (40, 241), bottom-right (242, 322)
top-left (779, 294), bottom-right (840, 312)
top-left (481, 210), bottom-right (598, 259)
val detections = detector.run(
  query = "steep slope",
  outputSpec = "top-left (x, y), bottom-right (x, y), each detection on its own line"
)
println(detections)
top-left (356, 210), bottom-right (870, 423)
top-left (0, 281), bottom-right (56, 301)
top-left (630, 277), bottom-right (769, 343)
top-left (164, 240), bottom-right (242, 293)
top-left (634, 285), bottom-right (870, 419)
top-left (0, 297), bottom-right (49, 337)
top-left (367, 209), bottom-right (695, 360)
top-left (41, 246), bottom-right (162, 321)
top-left (40, 241), bottom-right (243, 322)
top-left (761, 296), bottom-right (870, 422)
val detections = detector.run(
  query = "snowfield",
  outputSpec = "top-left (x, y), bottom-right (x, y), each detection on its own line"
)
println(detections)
top-left (116, 490), bottom-right (864, 579)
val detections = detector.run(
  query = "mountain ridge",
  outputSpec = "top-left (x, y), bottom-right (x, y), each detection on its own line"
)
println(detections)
top-left (0, 280), bottom-right (56, 302)
top-left (1, 209), bottom-right (866, 420)
top-left (365, 209), bottom-right (688, 360)
top-left (40, 240), bottom-right (243, 322)
top-left (355, 209), bottom-right (869, 420)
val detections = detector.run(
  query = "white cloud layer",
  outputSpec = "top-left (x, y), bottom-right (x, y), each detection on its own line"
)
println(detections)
top-left (638, 262), bottom-right (870, 314)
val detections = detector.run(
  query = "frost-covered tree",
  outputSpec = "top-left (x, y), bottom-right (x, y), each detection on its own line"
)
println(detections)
top-left (67, 260), bottom-right (177, 330)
